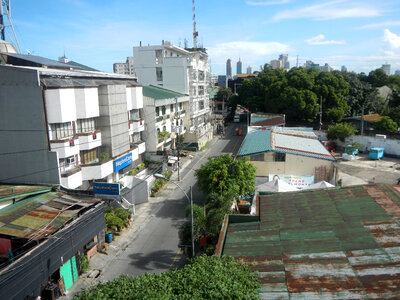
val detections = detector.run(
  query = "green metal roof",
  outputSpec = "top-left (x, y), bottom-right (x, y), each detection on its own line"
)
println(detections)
top-left (142, 85), bottom-right (188, 100)
top-left (0, 185), bottom-right (52, 203)
top-left (237, 130), bottom-right (272, 157)
top-left (220, 184), bottom-right (400, 298)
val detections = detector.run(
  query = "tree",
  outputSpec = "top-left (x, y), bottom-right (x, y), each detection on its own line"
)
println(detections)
top-left (215, 87), bottom-right (233, 102)
top-left (368, 68), bottom-right (388, 87)
top-left (74, 255), bottom-right (260, 300)
top-left (375, 116), bottom-right (398, 133)
top-left (327, 123), bottom-right (357, 141)
top-left (195, 154), bottom-right (256, 196)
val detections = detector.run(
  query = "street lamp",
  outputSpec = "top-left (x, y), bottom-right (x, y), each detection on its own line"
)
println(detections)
top-left (154, 173), bottom-right (195, 258)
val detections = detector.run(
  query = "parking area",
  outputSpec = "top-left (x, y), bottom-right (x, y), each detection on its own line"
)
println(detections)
top-left (335, 153), bottom-right (400, 186)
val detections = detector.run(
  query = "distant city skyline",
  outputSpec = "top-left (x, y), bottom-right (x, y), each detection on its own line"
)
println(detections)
top-left (3, 0), bottom-right (400, 75)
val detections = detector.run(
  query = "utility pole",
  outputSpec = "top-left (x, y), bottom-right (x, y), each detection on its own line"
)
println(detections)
top-left (296, 55), bottom-right (299, 68)
top-left (190, 186), bottom-right (195, 258)
top-left (175, 97), bottom-right (181, 181)
top-left (319, 96), bottom-right (323, 131)
top-left (192, 0), bottom-right (198, 50)
top-left (0, 1), bottom-right (5, 41)
top-left (361, 104), bottom-right (364, 136)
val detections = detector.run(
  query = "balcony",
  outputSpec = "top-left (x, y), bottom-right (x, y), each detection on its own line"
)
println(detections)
top-left (156, 116), bottom-right (163, 123)
top-left (50, 137), bottom-right (79, 159)
top-left (177, 109), bottom-right (186, 116)
top-left (60, 166), bottom-right (82, 189)
top-left (126, 86), bottom-right (143, 110)
top-left (77, 130), bottom-right (102, 151)
top-left (128, 119), bottom-right (145, 134)
top-left (81, 160), bottom-right (113, 181)
top-left (45, 88), bottom-right (77, 123)
top-left (172, 125), bottom-right (186, 135)
top-left (75, 88), bottom-right (99, 119)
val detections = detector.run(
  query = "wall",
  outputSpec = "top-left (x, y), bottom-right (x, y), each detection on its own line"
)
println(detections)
top-left (250, 152), bottom-right (334, 180)
top-left (0, 66), bottom-right (60, 185)
top-left (342, 135), bottom-right (400, 157)
top-left (97, 85), bottom-right (130, 158)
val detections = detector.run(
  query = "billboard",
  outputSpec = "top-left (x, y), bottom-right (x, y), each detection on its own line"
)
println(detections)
top-left (268, 174), bottom-right (314, 188)
top-left (93, 182), bottom-right (121, 200)
top-left (113, 153), bottom-right (132, 172)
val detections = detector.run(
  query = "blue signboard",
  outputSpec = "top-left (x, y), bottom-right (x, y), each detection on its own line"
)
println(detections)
top-left (113, 153), bottom-right (132, 172)
top-left (93, 182), bottom-right (120, 196)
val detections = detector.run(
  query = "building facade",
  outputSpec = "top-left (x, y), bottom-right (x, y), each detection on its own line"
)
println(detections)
top-left (133, 41), bottom-right (213, 149)
top-left (0, 58), bottom-right (146, 199)
top-left (142, 85), bottom-right (189, 153)
top-left (236, 58), bottom-right (242, 75)
top-left (113, 56), bottom-right (135, 76)
top-left (381, 63), bottom-right (391, 75)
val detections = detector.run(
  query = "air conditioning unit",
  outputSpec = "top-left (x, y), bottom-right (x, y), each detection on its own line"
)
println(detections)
top-left (67, 157), bottom-right (75, 165)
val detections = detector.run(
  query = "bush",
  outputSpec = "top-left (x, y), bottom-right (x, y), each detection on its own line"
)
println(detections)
top-left (128, 163), bottom-right (146, 176)
top-left (79, 254), bottom-right (90, 273)
top-left (73, 255), bottom-right (260, 300)
top-left (327, 122), bottom-right (356, 141)
top-left (375, 116), bottom-right (398, 133)
top-left (100, 152), bottom-right (110, 162)
top-left (105, 207), bottom-right (131, 232)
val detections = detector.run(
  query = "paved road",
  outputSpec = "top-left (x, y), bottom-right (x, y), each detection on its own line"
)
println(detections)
top-left (66, 121), bottom-right (248, 293)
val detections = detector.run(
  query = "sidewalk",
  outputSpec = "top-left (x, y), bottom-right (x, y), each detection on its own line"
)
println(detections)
top-left (61, 136), bottom-right (218, 299)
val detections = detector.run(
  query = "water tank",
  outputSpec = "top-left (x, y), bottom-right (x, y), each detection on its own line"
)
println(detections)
top-left (0, 40), bottom-right (17, 54)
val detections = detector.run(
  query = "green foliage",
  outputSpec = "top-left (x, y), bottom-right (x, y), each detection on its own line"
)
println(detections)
top-left (388, 106), bottom-right (400, 125)
top-left (327, 123), bottom-right (357, 141)
top-left (100, 152), bottom-right (110, 162)
top-left (215, 87), bottom-right (233, 102)
top-left (346, 142), bottom-right (362, 153)
top-left (367, 68), bottom-right (388, 87)
top-left (79, 254), bottom-right (90, 273)
top-left (374, 116), bottom-right (398, 133)
top-left (158, 130), bottom-right (170, 140)
top-left (150, 172), bottom-right (171, 196)
top-left (195, 154), bottom-right (256, 196)
top-left (105, 207), bottom-right (131, 233)
top-left (73, 255), bottom-right (260, 300)
top-left (128, 162), bottom-right (146, 176)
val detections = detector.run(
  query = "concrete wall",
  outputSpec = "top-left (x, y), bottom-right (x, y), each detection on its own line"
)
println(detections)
top-left (97, 85), bottom-right (130, 158)
top-left (249, 152), bottom-right (334, 181)
top-left (0, 66), bottom-right (60, 185)
top-left (342, 135), bottom-right (400, 157)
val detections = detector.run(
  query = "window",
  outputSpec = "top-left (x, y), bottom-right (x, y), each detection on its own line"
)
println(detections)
top-left (156, 67), bottom-right (163, 81)
top-left (170, 104), bottom-right (174, 113)
top-left (162, 106), bottom-right (166, 115)
top-left (250, 154), bottom-right (264, 161)
top-left (199, 100), bottom-right (205, 110)
top-left (80, 149), bottom-right (98, 164)
top-left (129, 109), bottom-right (140, 120)
top-left (50, 122), bottom-right (73, 139)
top-left (218, 104), bottom-right (222, 110)
top-left (157, 128), bottom-right (161, 135)
top-left (198, 70), bottom-right (205, 81)
top-left (156, 107), bottom-right (160, 116)
top-left (180, 119), bottom-right (183, 125)
top-left (132, 132), bottom-right (141, 143)
top-left (77, 118), bottom-right (96, 133)
top-left (198, 86), bottom-right (204, 96)
top-left (274, 152), bottom-right (286, 162)
top-left (192, 86), bottom-right (196, 96)
top-left (179, 103), bottom-right (183, 110)
top-left (155, 50), bottom-right (163, 64)
top-left (163, 125), bottom-right (166, 132)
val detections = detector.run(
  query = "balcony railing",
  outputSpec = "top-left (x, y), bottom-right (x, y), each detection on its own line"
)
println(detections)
top-left (156, 116), bottom-right (163, 123)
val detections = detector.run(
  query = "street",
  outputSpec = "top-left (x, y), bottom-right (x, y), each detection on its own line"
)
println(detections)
top-left (64, 121), bottom-right (247, 297)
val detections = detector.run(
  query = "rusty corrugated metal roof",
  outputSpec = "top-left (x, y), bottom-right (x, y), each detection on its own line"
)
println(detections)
top-left (0, 185), bottom-right (52, 202)
top-left (0, 191), bottom-right (99, 240)
top-left (221, 184), bottom-right (400, 298)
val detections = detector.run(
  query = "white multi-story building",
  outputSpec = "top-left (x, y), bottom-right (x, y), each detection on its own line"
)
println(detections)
top-left (133, 41), bottom-right (213, 150)
top-left (113, 56), bottom-right (135, 76)
top-left (0, 47), bottom-right (146, 203)
top-left (142, 85), bottom-right (189, 153)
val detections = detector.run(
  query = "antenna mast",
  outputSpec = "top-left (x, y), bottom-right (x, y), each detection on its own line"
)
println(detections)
top-left (0, 0), bottom-right (21, 52)
top-left (192, 0), bottom-right (198, 50)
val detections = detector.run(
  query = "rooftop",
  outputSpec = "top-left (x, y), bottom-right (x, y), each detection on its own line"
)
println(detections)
top-left (0, 190), bottom-right (99, 240)
top-left (218, 184), bottom-right (400, 298)
top-left (250, 114), bottom-right (285, 127)
top-left (143, 85), bottom-right (188, 100)
top-left (343, 114), bottom-right (382, 123)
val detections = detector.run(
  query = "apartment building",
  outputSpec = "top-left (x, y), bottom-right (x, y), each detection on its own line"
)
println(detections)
top-left (133, 41), bottom-right (213, 150)
top-left (0, 49), bottom-right (145, 197)
top-left (142, 85), bottom-right (189, 153)
top-left (113, 56), bottom-right (135, 76)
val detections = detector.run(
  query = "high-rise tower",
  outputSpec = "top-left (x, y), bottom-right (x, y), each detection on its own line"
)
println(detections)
top-left (236, 58), bottom-right (242, 75)
top-left (226, 59), bottom-right (232, 78)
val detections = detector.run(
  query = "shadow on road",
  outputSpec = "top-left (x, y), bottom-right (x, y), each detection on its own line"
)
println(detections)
top-left (128, 249), bottom-right (186, 271)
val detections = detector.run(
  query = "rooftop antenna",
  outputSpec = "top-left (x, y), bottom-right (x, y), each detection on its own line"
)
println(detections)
top-left (0, 0), bottom-right (21, 52)
top-left (192, 0), bottom-right (198, 50)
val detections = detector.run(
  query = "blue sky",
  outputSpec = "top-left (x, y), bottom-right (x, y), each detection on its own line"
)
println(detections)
top-left (4, 0), bottom-right (400, 75)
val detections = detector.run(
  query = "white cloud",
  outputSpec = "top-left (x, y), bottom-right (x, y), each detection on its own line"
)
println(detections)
top-left (271, 0), bottom-right (381, 22)
top-left (305, 34), bottom-right (346, 45)
top-left (360, 21), bottom-right (400, 30)
top-left (383, 29), bottom-right (400, 49)
top-left (246, 0), bottom-right (290, 6)
top-left (208, 41), bottom-right (290, 65)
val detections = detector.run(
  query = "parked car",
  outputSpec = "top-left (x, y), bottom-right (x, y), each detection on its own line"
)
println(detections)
top-left (322, 141), bottom-right (336, 152)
